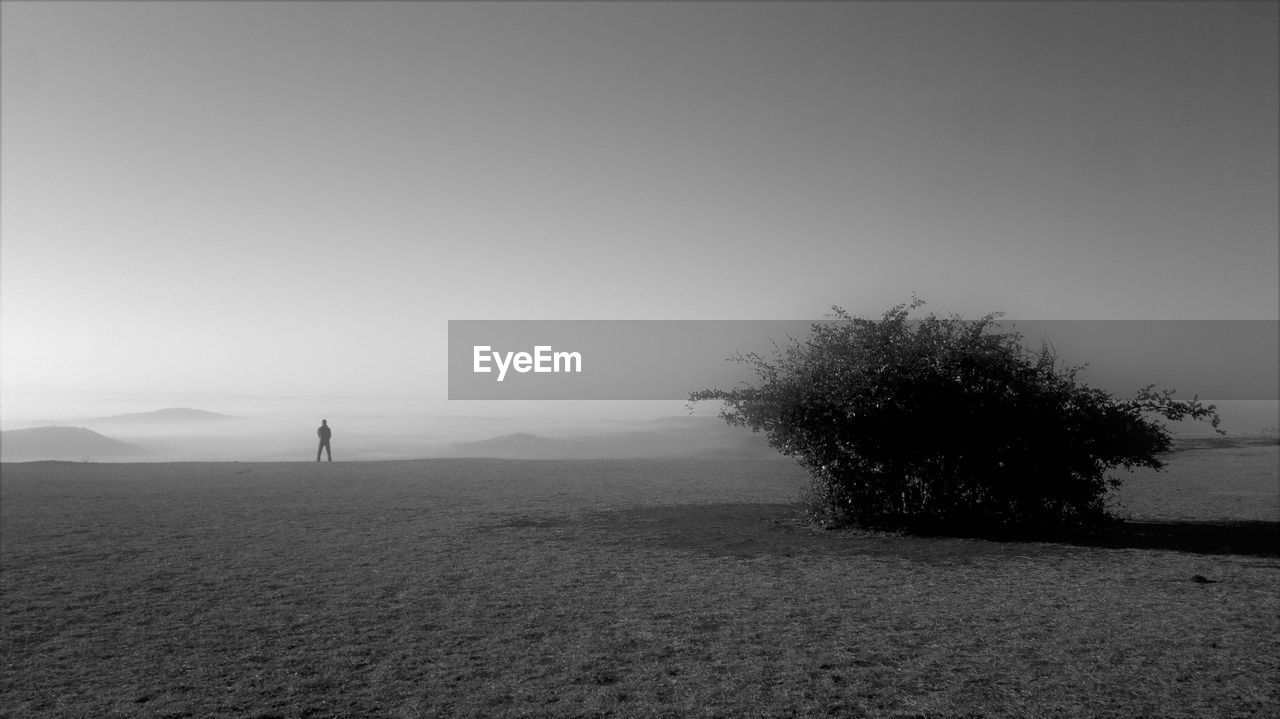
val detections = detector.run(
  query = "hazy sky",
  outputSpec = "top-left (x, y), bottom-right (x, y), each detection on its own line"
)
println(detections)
top-left (2, 2), bottom-right (1276, 418)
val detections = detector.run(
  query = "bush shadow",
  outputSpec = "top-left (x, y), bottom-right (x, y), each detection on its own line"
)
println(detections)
top-left (1076, 519), bottom-right (1280, 558)
top-left (877, 516), bottom-right (1280, 559)
top-left (565, 503), bottom-right (1279, 560)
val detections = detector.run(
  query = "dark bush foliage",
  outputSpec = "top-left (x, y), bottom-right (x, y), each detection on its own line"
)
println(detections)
top-left (690, 299), bottom-right (1222, 533)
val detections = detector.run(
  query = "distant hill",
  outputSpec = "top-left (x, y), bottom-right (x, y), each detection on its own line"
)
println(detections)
top-left (448, 417), bottom-right (779, 460)
top-left (92, 407), bottom-right (237, 423)
top-left (0, 427), bottom-right (144, 462)
top-left (31, 407), bottom-right (239, 427)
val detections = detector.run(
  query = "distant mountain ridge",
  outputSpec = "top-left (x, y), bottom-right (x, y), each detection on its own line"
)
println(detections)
top-left (93, 407), bottom-right (237, 423)
top-left (448, 416), bottom-right (779, 460)
top-left (29, 407), bottom-right (238, 427)
top-left (0, 426), bottom-right (143, 462)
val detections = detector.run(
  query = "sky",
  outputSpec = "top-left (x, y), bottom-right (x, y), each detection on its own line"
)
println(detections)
top-left (1, 1), bottom-right (1277, 424)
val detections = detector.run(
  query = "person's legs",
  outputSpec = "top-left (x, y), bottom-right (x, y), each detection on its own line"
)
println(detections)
top-left (317, 440), bottom-right (324, 462)
top-left (325, 441), bottom-right (332, 461)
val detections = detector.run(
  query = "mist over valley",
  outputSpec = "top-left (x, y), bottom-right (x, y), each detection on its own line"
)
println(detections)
top-left (1, 404), bottom-right (785, 462)
top-left (3, 400), bottom-right (1273, 463)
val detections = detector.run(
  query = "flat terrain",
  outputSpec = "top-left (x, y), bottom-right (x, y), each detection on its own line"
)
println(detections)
top-left (2, 446), bottom-right (1277, 718)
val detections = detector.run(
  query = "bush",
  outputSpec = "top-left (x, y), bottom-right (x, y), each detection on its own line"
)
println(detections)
top-left (690, 299), bottom-right (1222, 534)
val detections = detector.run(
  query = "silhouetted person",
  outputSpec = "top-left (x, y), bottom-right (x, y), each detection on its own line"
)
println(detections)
top-left (316, 419), bottom-right (333, 462)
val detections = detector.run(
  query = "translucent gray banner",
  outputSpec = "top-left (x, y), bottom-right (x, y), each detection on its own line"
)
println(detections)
top-left (448, 320), bottom-right (1279, 400)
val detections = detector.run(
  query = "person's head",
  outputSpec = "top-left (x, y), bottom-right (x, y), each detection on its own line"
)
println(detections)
top-left (321, 419), bottom-right (328, 425)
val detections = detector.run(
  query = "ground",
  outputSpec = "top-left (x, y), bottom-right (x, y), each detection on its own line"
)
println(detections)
top-left (1, 446), bottom-right (1276, 717)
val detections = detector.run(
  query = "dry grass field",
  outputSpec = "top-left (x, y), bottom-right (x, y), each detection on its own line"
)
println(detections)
top-left (2, 443), bottom-right (1277, 718)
